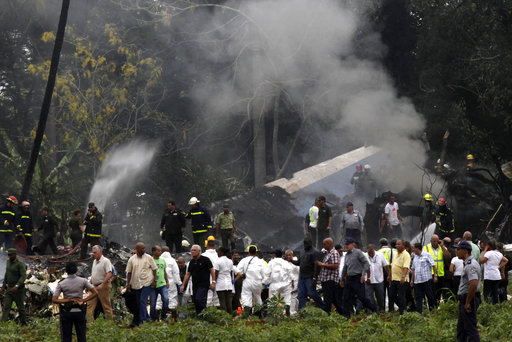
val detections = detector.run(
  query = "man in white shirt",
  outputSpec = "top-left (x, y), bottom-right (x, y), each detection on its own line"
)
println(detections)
top-left (86, 245), bottom-right (113, 322)
top-left (365, 244), bottom-right (389, 312)
top-left (157, 246), bottom-right (182, 321)
top-left (285, 249), bottom-right (300, 315)
top-left (264, 250), bottom-right (293, 316)
top-left (215, 247), bottom-right (234, 313)
top-left (235, 245), bottom-right (265, 315)
top-left (202, 239), bottom-right (220, 307)
top-left (380, 195), bottom-right (404, 239)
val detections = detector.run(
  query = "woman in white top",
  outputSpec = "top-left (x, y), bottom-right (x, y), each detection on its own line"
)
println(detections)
top-left (215, 247), bottom-right (234, 313)
top-left (480, 240), bottom-right (508, 304)
top-left (449, 255), bottom-right (464, 294)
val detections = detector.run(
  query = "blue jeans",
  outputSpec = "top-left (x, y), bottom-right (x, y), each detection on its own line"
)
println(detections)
top-left (298, 277), bottom-right (324, 310)
top-left (138, 286), bottom-right (152, 323)
top-left (150, 285), bottom-right (169, 320)
top-left (365, 282), bottom-right (385, 312)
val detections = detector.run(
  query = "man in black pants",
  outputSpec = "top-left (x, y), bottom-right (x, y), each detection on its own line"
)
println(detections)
top-left (36, 207), bottom-right (59, 255)
top-left (161, 201), bottom-right (186, 253)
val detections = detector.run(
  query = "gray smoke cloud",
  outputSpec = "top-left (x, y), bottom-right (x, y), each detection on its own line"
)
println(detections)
top-left (182, 0), bottom-right (427, 193)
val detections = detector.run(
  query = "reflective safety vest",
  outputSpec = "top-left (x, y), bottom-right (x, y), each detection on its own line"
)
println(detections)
top-left (378, 247), bottom-right (397, 264)
top-left (186, 206), bottom-right (212, 234)
top-left (423, 243), bottom-right (444, 276)
top-left (309, 206), bottom-right (319, 228)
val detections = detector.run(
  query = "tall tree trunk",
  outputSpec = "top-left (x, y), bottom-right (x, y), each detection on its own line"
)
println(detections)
top-left (20, 0), bottom-right (70, 201)
top-left (252, 97), bottom-right (266, 188)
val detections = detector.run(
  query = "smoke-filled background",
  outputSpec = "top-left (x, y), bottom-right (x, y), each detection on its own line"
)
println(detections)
top-left (2, 0), bottom-right (511, 248)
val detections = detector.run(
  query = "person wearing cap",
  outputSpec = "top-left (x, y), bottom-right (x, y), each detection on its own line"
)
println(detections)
top-left (419, 193), bottom-right (436, 233)
top-left (160, 201), bottom-right (186, 253)
top-left (36, 207), bottom-right (59, 255)
top-left (15, 201), bottom-right (33, 254)
top-left (455, 240), bottom-right (481, 341)
top-left (435, 198), bottom-right (455, 241)
top-left (316, 196), bottom-right (332, 250)
top-left (380, 195), bottom-right (405, 239)
top-left (341, 202), bottom-right (364, 247)
top-left (215, 203), bottom-right (239, 251)
top-left (0, 196), bottom-right (18, 251)
top-left (235, 245), bottom-right (266, 315)
top-left (184, 197), bottom-right (212, 249)
top-left (1, 248), bottom-right (27, 324)
top-left (340, 237), bottom-right (376, 317)
top-left (80, 202), bottom-right (103, 259)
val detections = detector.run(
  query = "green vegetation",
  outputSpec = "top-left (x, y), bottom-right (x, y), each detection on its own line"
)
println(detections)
top-left (2, 301), bottom-right (512, 342)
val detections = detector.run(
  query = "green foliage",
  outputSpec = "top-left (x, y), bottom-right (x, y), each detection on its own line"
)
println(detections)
top-left (2, 301), bottom-right (512, 341)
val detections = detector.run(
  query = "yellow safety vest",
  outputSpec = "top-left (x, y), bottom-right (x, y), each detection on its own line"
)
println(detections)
top-left (423, 244), bottom-right (444, 277)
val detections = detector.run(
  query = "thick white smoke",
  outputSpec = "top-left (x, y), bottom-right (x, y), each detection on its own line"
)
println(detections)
top-left (186, 0), bottom-right (427, 193)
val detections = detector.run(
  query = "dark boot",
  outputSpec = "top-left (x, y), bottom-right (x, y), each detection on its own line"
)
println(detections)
top-left (285, 305), bottom-right (291, 317)
top-left (243, 306), bottom-right (252, 315)
top-left (170, 309), bottom-right (177, 322)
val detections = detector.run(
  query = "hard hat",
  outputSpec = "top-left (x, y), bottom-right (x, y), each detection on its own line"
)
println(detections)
top-left (188, 197), bottom-right (200, 205)
top-left (356, 164), bottom-right (362, 170)
top-left (207, 236), bottom-right (215, 241)
top-left (364, 164), bottom-right (371, 170)
top-left (466, 154), bottom-right (474, 160)
top-left (21, 201), bottom-right (30, 207)
top-left (182, 240), bottom-right (190, 248)
top-left (424, 193), bottom-right (433, 201)
top-left (246, 244), bottom-right (258, 252)
top-left (7, 196), bottom-right (18, 204)
top-left (438, 198), bottom-right (447, 205)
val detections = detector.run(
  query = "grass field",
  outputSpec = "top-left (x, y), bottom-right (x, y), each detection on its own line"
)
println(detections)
top-left (2, 300), bottom-right (512, 342)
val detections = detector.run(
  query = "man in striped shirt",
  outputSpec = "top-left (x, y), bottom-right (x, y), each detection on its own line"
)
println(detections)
top-left (410, 242), bottom-right (437, 313)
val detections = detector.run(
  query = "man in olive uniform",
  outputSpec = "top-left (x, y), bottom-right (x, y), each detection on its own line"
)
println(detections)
top-left (68, 209), bottom-right (83, 249)
top-left (36, 207), bottom-right (59, 255)
top-left (316, 196), bottom-right (332, 250)
top-left (80, 202), bottom-right (102, 259)
top-left (215, 203), bottom-right (239, 251)
top-left (1, 248), bottom-right (27, 324)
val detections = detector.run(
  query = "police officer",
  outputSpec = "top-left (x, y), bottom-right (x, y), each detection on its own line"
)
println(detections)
top-left (340, 202), bottom-right (364, 246)
top-left (0, 196), bottom-right (18, 251)
top-left (184, 197), bottom-right (212, 248)
top-left (1, 248), bottom-right (27, 325)
top-left (80, 202), bottom-right (102, 259)
top-left (52, 261), bottom-right (98, 342)
top-left (455, 240), bottom-right (481, 341)
top-left (15, 201), bottom-right (34, 254)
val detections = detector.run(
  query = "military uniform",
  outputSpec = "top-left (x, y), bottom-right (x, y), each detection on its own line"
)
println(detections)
top-left (1, 250), bottom-right (27, 324)
top-left (68, 216), bottom-right (82, 248)
top-left (457, 255), bottom-right (481, 342)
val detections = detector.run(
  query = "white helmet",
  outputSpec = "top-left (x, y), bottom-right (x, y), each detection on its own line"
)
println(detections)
top-left (188, 197), bottom-right (200, 205)
top-left (21, 201), bottom-right (30, 207)
top-left (182, 240), bottom-right (191, 248)
top-left (364, 164), bottom-right (371, 170)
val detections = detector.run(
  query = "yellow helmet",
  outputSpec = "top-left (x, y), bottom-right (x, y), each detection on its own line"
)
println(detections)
top-left (246, 245), bottom-right (258, 252)
top-left (466, 154), bottom-right (474, 160)
top-left (424, 193), bottom-right (433, 201)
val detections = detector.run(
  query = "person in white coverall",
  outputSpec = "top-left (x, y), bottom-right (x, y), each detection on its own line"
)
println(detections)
top-left (156, 247), bottom-right (182, 321)
top-left (202, 239), bottom-right (220, 307)
top-left (235, 245), bottom-right (265, 315)
top-left (264, 250), bottom-right (293, 316)
top-left (285, 249), bottom-right (300, 315)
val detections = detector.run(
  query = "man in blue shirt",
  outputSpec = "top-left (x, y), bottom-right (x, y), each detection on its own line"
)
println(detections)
top-left (410, 242), bottom-right (437, 313)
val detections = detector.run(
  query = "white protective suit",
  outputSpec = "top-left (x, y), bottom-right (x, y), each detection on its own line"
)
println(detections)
top-left (156, 252), bottom-right (182, 310)
top-left (288, 259), bottom-right (300, 315)
top-left (237, 255), bottom-right (265, 308)
top-left (202, 248), bottom-right (220, 307)
top-left (264, 257), bottom-right (293, 305)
